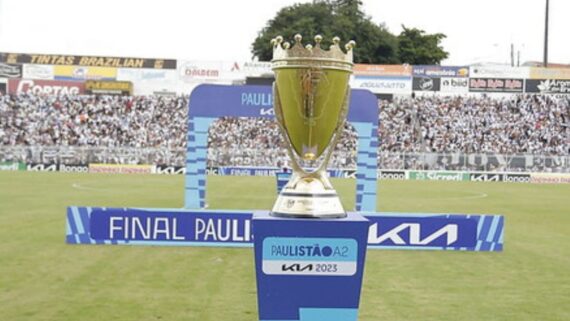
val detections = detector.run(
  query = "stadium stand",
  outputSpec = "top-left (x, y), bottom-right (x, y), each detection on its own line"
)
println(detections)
top-left (0, 92), bottom-right (568, 171)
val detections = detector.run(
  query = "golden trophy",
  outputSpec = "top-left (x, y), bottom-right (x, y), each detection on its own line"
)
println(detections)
top-left (270, 34), bottom-right (355, 218)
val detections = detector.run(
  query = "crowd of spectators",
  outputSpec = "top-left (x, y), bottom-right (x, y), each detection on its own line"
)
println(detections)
top-left (0, 92), bottom-right (568, 170)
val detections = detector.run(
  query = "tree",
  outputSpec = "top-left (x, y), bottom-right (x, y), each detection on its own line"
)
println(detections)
top-left (397, 26), bottom-right (449, 65)
top-left (251, 0), bottom-right (399, 64)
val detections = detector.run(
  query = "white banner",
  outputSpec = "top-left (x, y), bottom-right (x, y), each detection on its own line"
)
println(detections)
top-left (117, 68), bottom-right (178, 95)
top-left (440, 77), bottom-right (469, 93)
top-left (22, 64), bottom-right (54, 80)
top-left (178, 60), bottom-right (244, 84)
top-left (117, 68), bottom-right (177, 83)
top-left (232, 61), bottom-right (272, 77)
top-left (469, 66), bottom-right (530, 79)
top-left (351, 76), bottom-right (412, 94)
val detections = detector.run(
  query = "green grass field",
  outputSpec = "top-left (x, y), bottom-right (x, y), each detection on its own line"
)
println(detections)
top-left (0, 171), bottom-right (569, 321)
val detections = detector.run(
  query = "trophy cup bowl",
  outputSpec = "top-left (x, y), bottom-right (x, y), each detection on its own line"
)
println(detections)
top-left (270, 34), bottom-right (355, 218)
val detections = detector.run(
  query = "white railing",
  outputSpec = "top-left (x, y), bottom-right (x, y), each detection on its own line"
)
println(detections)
top-left (0, 146), bottom-right (568, 173)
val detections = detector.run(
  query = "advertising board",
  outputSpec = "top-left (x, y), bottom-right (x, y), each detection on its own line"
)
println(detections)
top-left (409, 171), bottom-right (469, 181)
top-left (88, 164), bottom-right (153, 174)
top-left (22, 64), bottom-right (54, 79)
top-left (351, 76), bottom-right (412, 94)
top-left (529, 67), bottom-right (570, 80)
top-left (412, 76), bottom-right (441, 91)
top-left (8, 79), bottom-right (85, 95)
top-left (84, 80), bottom-right (133, 95)
top-left (0, 162), bottom-right (26, 171)
top-left (440, 77), bottom-right (469, 93)
top-left (117, 68), bottom-right (177, 82)
top-left (469, 66), bottom-right (529, 79)
top-left (1, 52), bottom-right (176, 69)
top-left (412, 65), bottom-right (469, 77)
top-left (179, 60), bottom-right (243, 83)
top-left (26, 163), bottom-right (58, 172)
top-left (525, 79), bottom-right (570, 94)
top-left (502, 173), bottom-right (531, 183)
top-left (469, 173), bottom-right (503, 182)
top-left (530, 173), bottom-right (570, 184)
top-left (66, 207), bottom-right (504, 251)
top-left (54, 66), bottom-right (117, 81)
top-left (354, 64), bottom-right (412, 77)
top-left (233, 61), bottom-right (272, 76)
top-left (469, 78), bottom-right (524, 93)
top-left (0, 63), bottom-right (22, 78)
top-left (378, 170), bottom-right (406, 180)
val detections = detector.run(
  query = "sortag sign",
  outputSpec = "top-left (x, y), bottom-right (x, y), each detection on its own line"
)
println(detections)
top-left (66, 207), bottom-right (504, 251)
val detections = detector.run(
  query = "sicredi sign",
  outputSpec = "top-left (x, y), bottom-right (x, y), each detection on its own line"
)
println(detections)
top-left (8, 79), bottom-right (85, 95)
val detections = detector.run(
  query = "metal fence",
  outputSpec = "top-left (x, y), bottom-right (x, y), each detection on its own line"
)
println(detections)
top-left (0, 146), bottom-right (568, 173)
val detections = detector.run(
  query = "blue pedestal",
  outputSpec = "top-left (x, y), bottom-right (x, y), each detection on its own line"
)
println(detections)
top-left (253, 211), bottom-right (369, 321)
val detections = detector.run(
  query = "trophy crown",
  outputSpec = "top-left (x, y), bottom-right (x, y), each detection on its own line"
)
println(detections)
top-left (271, 34), bottom-right (355, 72)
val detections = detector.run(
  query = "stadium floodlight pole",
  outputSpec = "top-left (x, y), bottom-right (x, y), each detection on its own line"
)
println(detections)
top-left (543, 0), bottom-right (550, 67)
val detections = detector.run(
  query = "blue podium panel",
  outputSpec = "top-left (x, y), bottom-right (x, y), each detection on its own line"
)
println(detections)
top-left (253, 211), bottom-right (369, 321)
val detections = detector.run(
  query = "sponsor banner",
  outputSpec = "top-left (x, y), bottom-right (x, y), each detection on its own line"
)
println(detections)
top-left (54, 66), bottom-right (117, 81)
top-left (354, 64), bottom-right (412, 77)
top-left (378, 170), bottom-right (406, 180)
top-left (530, 173), bottom-right (570, 184)
top-left (502, 173), bottom-right (531, 183)
top-left (214, 166), bottom-right (278, 177)
top-left (469, 78), bottom-right (524, 93)
top-left (153, 165), bottom-right (186, 175)
top-left (0, 52), bottom-right (176, 69)
top-left (351, 76), bottom-right (412, 94)
top-left (88, 164), bottom-right (154, 174)
top-left (26, 163), bottom-right (58, 172)
top-left (409, 171), bottom-right (469, 181)
top-left (0, 63), bottom-right (22, 78)
top-left (440, 77), bottom-right (469, 93)
top-left (469, 66), bottom-right (530, 79)
top-left (529, 67), bottom-right (570, 80)
top-left (412, 65), bottom-right (469, 77)
top-left (116, 68), bottom-right (177, 82)
top-left (470, 173), bottom-right (503, 182)
top-left (179, 60), bottom-right (243, 83)
top-left (66, 207), bottom-right (504, 251)
top-left (412, 76), bottom-right (441, 91)
top-left (117, 68), bottom-right (179, 95)
top-left (525, 79), bottom-right (570, 94)
top-left (84, 80), bottom-right (133, 95)
top-left (59, 164), bottom-right (89, 173)
top-left (23, 64), bottom-right (54, 80)
top-left (8, 79), bottom-right (85, 95)
top-left (0, 161), bottom-right (26, 171)
top-left (232, 61), bottom-right (272, 76)
top-left (207, 166), bottom-right (353, 178)
top-left (179, 60), bottom-right (222, 82)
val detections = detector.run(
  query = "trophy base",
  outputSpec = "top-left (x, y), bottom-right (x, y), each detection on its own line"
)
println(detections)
top-left (271, 191), bottom-right (346, 218)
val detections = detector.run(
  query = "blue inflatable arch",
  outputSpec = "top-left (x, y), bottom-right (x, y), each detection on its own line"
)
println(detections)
top-left (185, 84), bottom-right (379, 211)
